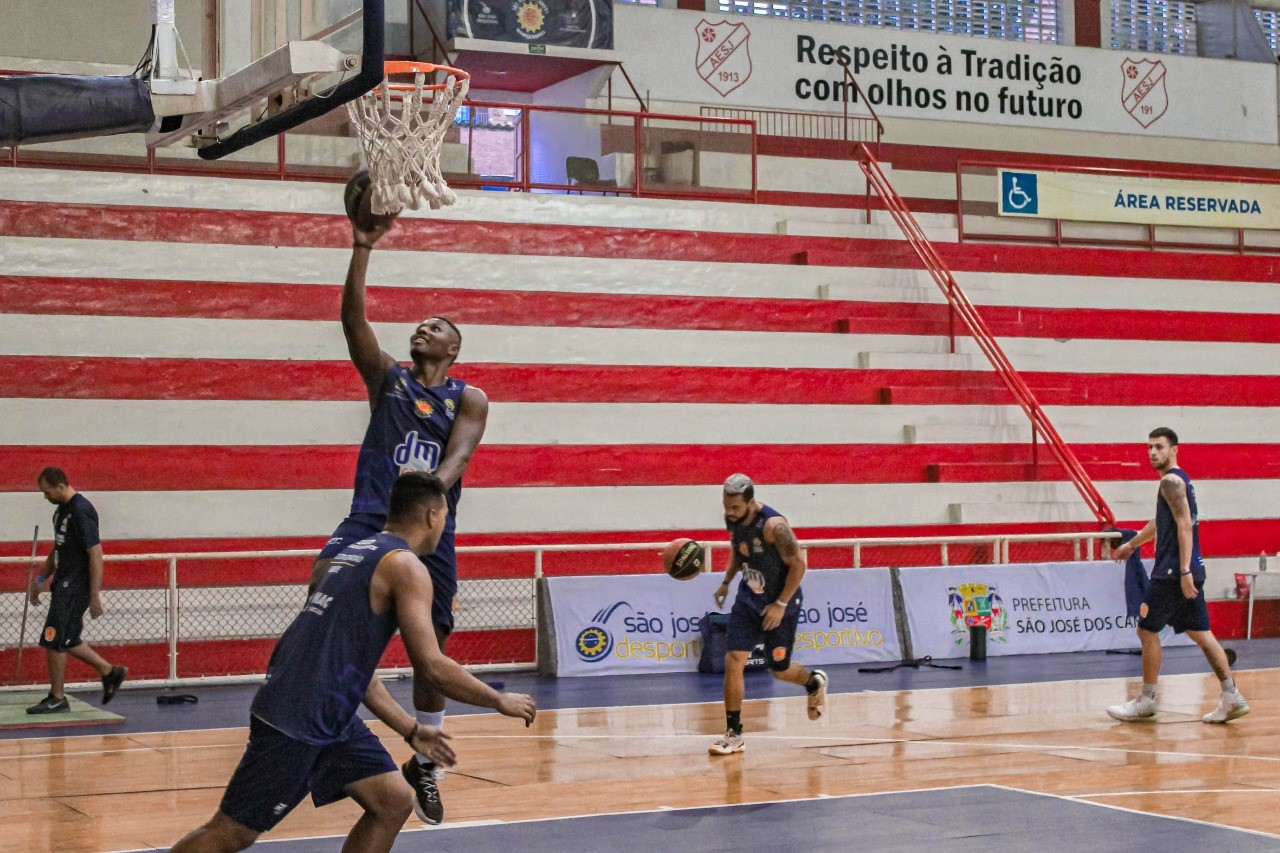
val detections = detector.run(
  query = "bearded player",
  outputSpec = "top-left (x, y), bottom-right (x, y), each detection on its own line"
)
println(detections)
top-left (312, 191), bottom-right (488, 824)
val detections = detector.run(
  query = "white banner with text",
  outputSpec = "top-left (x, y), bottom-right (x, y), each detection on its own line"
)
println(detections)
top-left (547, 569), bottom-right (901, 677)
top-left (899, 561), bottom-right (1193, 660)
top-left (997, 168), bottom-right (1280, 230)
top-left (613, 7), bottom-right (1278, 144)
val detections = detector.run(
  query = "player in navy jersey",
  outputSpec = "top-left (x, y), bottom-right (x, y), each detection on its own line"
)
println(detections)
top-left (709, 474), bottom-right (828, 755)
top-left (27, 467), bottom-right (126, 714)
top-left (1107, 428), bottom-right (1248, 724)
top-left (312, 212), bottom-right (490, 822)
top-left (172, 473), bottom-right (535, 853)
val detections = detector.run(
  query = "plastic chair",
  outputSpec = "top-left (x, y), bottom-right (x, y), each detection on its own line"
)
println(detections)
top-left (565, 157), bottom-right (617, 195)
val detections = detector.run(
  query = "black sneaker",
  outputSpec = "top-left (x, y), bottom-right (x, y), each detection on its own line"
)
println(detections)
top-left (402, 759), bottom-right (444, 824)
top-left (27, 694), bottom-right (70, 714)
top-left (101, 666), bottom-right (127, 705)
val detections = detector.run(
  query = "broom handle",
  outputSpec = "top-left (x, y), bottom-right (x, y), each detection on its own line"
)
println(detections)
top-left (13, 525), bottom-right (39, 682)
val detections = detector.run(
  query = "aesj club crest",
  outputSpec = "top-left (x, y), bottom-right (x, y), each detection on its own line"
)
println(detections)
top-left (1120, 58), bottom-right (1168, 128)
top-left (695, 19), bottom-right (751, 97)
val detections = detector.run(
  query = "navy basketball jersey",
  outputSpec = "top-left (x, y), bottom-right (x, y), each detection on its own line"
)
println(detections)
top-left (251, 533), bottom-right (406, 744)
top-left (350, 363), bottom-right (466, 520)
top-left (727, 505), bottom-right (800, 614)
top-left (1152, 468), bottom-right (1205, 582)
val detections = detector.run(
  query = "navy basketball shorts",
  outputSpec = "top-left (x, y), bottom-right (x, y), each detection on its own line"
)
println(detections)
top-left (39, 592), bottom-right (89, 652)
top-left (726, 599), bottom-right (801, 672)
top-left (220, 716), bottom-right (397, 834)
top-left (1138, 578), bottom-right (1211, 634)
top-left (319, 514), bottom-right (457, 634)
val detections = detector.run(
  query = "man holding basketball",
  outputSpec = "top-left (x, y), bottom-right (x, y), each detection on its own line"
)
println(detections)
top-left (312, 176), bottom-right (489, 824)
top-left (710, 474), bottom-right (828, 755)
top-left (1106, 428), bottom-right (1248, 724)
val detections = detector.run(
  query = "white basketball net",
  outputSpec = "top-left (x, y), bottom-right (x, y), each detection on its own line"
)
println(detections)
top-left (347, 71), bottom-right (470, 214)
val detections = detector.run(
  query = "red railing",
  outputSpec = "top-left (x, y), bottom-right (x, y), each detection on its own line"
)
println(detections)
top-left (858, 144), bottom-right (1115, 528)
top-left (956, 158), bottom-right (1280, 255)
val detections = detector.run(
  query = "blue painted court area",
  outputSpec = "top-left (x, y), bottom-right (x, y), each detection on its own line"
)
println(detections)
top-left (5, 638), bottom-right (1278, 740)
top-left (199, 786), bottom-right (1278, 853)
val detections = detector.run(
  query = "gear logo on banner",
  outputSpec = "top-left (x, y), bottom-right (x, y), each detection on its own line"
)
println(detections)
top-left (1121, 58), bottom-right (1169, 128)
top-left (948, 582), bottom-right (1008, 645)
top-left (573, 600), bottom-right (633, 662)
top-left (695, 19), bottom-right (752, 97)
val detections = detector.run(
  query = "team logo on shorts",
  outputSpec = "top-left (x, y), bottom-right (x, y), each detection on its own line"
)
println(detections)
top-left (772, 647), bottom-right (786, 662)
top-left (947, 582), bottom-right (1008, 646)
top-left (44, 626), bottom-right (56, 642)
top-left (414, 400), bottom-right (434, 418)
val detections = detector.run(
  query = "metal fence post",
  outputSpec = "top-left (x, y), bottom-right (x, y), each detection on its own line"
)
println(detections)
top-left (167, 557), bottom-right (179, 683)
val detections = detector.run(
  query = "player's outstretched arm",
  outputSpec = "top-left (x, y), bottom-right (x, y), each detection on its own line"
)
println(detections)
top-left (387, 554), bottom-right (536, 724)
top-left (1113, 518), bottom-right (1157, 560)
top-left (433, 386), bottom-right (489, 490)
top-left (343, 221), bottom-right (397, 397)
top-left (362, 677), bottom-right (457, 766)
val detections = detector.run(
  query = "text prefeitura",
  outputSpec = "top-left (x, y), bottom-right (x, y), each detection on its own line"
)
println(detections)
top-left (794, 35), bottom-right (1084, 119)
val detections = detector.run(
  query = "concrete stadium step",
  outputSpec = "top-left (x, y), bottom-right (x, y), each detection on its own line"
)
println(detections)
top-left (947, 500), bottom-right (1153, 525)
top-left (858, 351), bottom-right (985, 370)
top-left (880, 385), bottom-right (1088, 405)
top-left (925, 461), bottom-right (1147, 483)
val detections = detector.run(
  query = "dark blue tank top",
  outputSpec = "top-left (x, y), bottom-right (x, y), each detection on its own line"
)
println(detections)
top-left (1152, 468), bottom-right (1205, 582)
top-left (350, 363), bottom-right (466, 521)
top-left (727, 504), bottom-right (801, 614)
top-left (251, 532), bottom-right (405, 744)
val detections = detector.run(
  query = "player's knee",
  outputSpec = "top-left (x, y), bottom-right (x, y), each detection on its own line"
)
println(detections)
top-left (724, 651), bottom-right (749, 670)
top-left (178, 813), bottom-right (256, 853)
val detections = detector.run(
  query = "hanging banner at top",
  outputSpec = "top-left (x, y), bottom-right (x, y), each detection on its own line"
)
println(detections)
top-left (612, 6), bottom-right (1278, 144)
top-left (448, 0), bottom-right (613, 49)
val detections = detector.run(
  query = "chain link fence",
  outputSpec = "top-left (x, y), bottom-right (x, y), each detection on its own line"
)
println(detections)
top-left (0, 532), bottom-right (1118, 687)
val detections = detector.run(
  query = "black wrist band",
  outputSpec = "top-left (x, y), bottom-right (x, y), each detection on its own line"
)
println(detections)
top-left (404, 722), bottom-right (419, 744)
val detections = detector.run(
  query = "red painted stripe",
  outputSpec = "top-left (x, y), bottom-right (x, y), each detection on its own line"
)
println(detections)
top-left (757, 136), bottom-right (1280, 183)
top-left (4, 200), bottom-right (1280, 283)
top-left (6, 356), bottom-right (1280, 407)
top-left (0, 630), bottom-right (535, 685)
top-left (7, 276), bottom-right (1280, 344)
top-left (0, 443), bottom-right (1270, 494)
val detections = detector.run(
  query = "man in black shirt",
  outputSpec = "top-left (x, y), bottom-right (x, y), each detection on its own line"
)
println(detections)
top-left (27, 467), bottom-right (127, 714)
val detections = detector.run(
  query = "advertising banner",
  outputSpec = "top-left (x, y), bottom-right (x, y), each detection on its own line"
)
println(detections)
top-left (448, 0), bottom-right (613, 49)
top-left (998, 169), bottom-right (1280, 230)
top-left (898, 561), bottom-right (1192, 660)
top-left (548, 568), bottom-right (901, 677)
top-left (613, 6), bottom-right (1278, 144)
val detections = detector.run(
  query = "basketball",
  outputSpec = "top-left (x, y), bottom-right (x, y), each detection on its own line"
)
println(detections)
top-left (343, 170), bottom-right (397, 232)
top-left (663, 538), bottom-right (704, 581)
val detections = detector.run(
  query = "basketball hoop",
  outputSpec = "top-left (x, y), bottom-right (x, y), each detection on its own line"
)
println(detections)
top-left (347, 61), bottom-right (470, 214)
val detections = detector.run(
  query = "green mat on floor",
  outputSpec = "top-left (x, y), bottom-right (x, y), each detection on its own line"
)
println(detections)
top-left (0, 691), bottom-right (124, 730)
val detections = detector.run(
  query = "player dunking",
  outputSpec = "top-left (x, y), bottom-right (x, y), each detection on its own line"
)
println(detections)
top-left (1106, 428), bottom-right (1248, 724)
top-left (312, 210), bottom-right (489, 823)
top-left (173, 473), bottom-right (534, 853)
top-left (710, 474), bottom-right (828, 755)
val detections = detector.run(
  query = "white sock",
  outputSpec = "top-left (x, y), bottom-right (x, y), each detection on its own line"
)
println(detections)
top-left (1140, 683), bottom-right (1157, 700)
top-left (1221, 677), bottom-right (1237, 694)
top-left (415, 710), bottom-right (446, 764)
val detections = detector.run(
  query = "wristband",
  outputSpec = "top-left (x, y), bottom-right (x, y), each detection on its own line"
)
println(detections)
top-left (774, 599), bottom-right (789, 608)
top-left (404, 722), bottom-right (419, 744)
top-left (1180, 571), bottom-right (1192, 576)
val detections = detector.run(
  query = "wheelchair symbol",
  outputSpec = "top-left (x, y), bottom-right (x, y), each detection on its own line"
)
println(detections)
top-left (1006, 177), bottom-right (1033, 211)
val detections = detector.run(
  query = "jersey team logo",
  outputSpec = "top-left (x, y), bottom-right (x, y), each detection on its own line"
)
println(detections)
top-left (695, 19), bottom-right (752, 98)
top-left (414, 400), bottom-right (433, 418)
top-left (947, 582), bottom-right (1008, 645)
top-left (1121, 58), bottom-right (1168, 128)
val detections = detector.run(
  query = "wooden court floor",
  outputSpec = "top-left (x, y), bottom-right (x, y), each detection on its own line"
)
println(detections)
top-left (3, 668), bottom-right (1278, 852)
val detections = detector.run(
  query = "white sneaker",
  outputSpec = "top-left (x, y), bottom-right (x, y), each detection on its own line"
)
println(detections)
top-left (807, 670), bottom-right (829, 721)
top-left (708, 730), bottom-right (745, 755)
top-left (1202, 691), bottom-right (1250, 724)
top-left (1106, 694), bottom-right (1158, 722)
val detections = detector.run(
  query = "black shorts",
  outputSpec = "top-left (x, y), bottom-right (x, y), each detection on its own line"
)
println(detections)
top-left (39, 592), bottom-right (89, 652)
top-left (319, 514), bottom-right (457, 634)
top-left (1138, 578), bottom-right (1211, 634)
top-left (220, 716), bottom-right (398, 834)
top-left (726, 598), bottom-right (801, 672)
